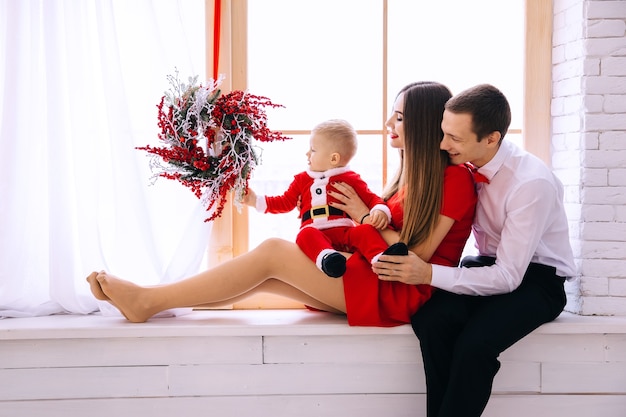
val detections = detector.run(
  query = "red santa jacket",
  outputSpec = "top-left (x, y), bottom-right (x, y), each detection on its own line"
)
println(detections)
top-left (255, 166), bottom-right (390, 230)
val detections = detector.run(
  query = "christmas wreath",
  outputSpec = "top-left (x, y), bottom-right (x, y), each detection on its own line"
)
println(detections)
top-left (137, 72), bottom-right (290, 222)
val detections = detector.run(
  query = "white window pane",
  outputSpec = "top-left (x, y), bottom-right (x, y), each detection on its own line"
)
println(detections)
top-left (248, 0), bottom-right (383, 130)
top-left (248, 136), bottom-right (309, 248)
top-left (350, 134), bottom-right (386, 195)
top-left (387, 0), bottom-right (524, 129)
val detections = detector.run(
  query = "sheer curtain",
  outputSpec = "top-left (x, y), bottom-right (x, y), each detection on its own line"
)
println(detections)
top-left (0, 0), bottom-right (210, 318)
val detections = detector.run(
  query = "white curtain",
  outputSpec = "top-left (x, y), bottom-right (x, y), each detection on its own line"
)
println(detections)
top-left (0, 0), bottom-right (211, 318)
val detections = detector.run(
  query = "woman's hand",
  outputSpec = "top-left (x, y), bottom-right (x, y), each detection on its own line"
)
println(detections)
top-left (329, 182), bottom-right (371, 222)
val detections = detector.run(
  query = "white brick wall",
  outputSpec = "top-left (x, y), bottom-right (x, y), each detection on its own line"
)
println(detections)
top-left (554, 0), bottom-right (626, 315)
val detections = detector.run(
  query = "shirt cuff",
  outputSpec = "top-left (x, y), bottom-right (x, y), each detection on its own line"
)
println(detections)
top-left (430, 264), bottom-right (459, 292)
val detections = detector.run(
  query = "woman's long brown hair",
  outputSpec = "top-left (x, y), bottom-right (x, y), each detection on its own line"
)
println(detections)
top-left (382, 82), bottom-right (452, 249)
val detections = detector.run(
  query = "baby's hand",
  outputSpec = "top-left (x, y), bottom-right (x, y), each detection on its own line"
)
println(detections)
top-left (368, 209), bottom-right (389, 230)
top-left (243, 188), bottom-right (257, 207)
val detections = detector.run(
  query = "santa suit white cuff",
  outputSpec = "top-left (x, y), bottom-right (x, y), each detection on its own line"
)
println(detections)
top-left (256, 195), bottom-right (268, 213)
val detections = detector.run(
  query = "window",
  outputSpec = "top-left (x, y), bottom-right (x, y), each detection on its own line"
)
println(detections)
top-left (208, 0), bottom-right (549, 308)
top-left (245, 0), bottom-right (524, 244)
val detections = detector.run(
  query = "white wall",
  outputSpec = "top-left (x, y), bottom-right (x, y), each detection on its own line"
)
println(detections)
top-left (553, 0), bottom-right (626, 315)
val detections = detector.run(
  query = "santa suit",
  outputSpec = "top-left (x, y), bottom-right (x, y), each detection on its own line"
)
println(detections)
top-left (255, 166), bottom-right (392, 269)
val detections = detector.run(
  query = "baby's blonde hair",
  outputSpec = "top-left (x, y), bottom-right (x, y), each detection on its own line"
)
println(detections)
top-left (312, 119), bottom-right (358, 163)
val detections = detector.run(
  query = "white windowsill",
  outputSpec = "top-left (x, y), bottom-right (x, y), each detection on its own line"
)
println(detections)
top-left (1, 310), bottom-right (625, 341)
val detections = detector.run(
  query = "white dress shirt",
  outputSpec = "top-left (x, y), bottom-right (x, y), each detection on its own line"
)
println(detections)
top-left (431, 140), bottom-right (577, 296)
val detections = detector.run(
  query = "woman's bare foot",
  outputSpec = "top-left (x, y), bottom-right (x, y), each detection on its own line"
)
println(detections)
top-left (95, 271), bottom-right (157, 323)
top-left (86, 271), bottom-right (133, 321)
top-left (86, 271), bottom-right (109, 301)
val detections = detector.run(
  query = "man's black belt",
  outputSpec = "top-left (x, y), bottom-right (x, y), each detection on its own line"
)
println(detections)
top-left (302, 205), bottom-right (347, 222)
top-left (461, 255), bottom-right (566, 282)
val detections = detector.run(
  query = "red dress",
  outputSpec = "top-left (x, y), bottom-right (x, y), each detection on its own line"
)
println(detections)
top-left (342, 164), bottom-right (477, 327)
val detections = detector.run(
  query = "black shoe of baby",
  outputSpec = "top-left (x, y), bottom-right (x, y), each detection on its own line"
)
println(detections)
top-left (321, 252), bottom-right (347, 278)
top-left (382, 242), bottom-right (409, 257)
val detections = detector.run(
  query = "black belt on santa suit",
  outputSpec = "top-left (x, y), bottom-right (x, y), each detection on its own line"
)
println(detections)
top-left (301, 205), bottom-right (348, 222)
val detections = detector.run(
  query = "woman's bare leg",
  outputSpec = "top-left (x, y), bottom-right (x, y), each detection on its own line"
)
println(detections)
top-left (87, 238), bottom-right (347, 322)
top-left (192, 278), bottom-right (343, 314)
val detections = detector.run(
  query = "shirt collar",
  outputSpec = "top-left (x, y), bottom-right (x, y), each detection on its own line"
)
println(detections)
top-left (476, 140), bottom-right (513, 182)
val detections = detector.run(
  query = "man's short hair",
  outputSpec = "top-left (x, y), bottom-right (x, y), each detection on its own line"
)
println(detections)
top-left (445, 84), bottom-right (511, 142)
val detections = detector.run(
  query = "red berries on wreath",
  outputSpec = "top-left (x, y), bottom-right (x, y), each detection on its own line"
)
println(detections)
top-left (137, 72), bottom-right (290, 222)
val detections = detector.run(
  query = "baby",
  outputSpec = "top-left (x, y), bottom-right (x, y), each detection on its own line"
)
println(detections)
top-left (245, 119), bottom-right (397, 277)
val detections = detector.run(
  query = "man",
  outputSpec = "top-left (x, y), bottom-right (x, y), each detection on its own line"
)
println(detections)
top-left (374, 84), bottom-right (576, 417)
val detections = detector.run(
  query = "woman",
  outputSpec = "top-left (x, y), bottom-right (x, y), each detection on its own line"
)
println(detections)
top-left (87, 82), bottom-right (477, 326)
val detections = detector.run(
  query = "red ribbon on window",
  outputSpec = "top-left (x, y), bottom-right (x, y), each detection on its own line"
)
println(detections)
top-left (213, 0), bottom-right (221, 80)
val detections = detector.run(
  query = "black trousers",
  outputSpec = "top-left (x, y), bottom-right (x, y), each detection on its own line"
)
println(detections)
top-left (410, 256), bottom-right (566, 417)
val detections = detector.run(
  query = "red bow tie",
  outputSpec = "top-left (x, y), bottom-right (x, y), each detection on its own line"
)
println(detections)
top-left (465, 163), bottom-right (489, 184)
